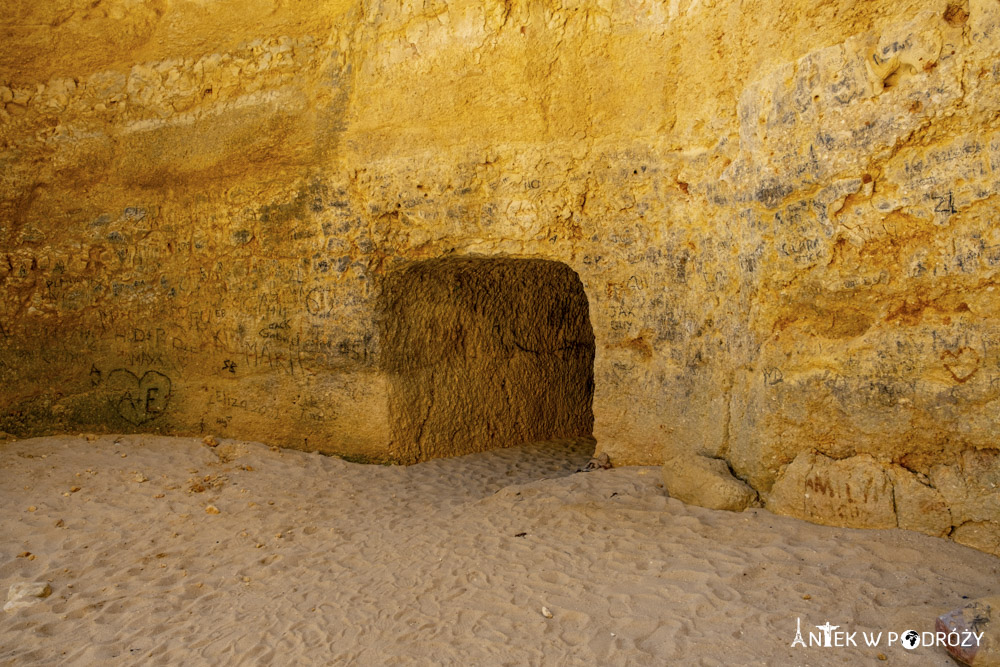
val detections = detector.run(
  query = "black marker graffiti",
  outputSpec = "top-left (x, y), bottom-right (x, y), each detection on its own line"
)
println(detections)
top-left (105, 369), bottom-right (172, 425)
top-left (763, 367), bottom-right (784, 386)
top-left (932, 192), bottom-right (958, 215)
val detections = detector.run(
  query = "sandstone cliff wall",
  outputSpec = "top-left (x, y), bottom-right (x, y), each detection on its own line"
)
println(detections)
top-left (1, 0), bottom-right (998, 553)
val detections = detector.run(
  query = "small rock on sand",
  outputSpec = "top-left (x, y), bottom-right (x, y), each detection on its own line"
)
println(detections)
top-left (579, 453), bottom-right (612, 472)
top-left (937, 595), bottom-right (1000, 666)
top-left (4, 582), bottom-right (52, 613)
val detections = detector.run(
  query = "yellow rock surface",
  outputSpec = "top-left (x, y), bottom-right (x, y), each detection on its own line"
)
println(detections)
top-left (1, 0), bottom-right (998, 551)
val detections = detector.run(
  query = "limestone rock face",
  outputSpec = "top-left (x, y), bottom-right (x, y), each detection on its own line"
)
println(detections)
top-left (766, 449), bottom-right (997, 550)
top-left (767, 452), bottom-right (897, 530)
top-left (661, 455), bottom-right (757, 512)
top-left (931, 450), bottom-right (1000, 552)
top-left (1, 0), bottom-right (999, 551)
top-left (890, 467), bottom-right (953, 538)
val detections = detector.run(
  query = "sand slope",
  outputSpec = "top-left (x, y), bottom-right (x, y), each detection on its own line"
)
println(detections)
top-left (1, 435), bottom-right (998, 665)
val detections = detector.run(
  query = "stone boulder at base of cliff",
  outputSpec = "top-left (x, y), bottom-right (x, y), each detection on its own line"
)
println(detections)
top-left (661, 454), bottom-right (757, 512)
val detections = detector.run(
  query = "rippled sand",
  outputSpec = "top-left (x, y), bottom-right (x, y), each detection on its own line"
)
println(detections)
top-left (1, 434), bottom-right (998, 665)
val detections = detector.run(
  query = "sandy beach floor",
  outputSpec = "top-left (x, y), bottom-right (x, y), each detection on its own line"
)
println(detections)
top-left (1, 434), bottom-right (998, 665)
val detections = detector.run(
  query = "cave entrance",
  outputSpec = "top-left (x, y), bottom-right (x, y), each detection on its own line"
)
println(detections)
top-left (380, 256), bottom-right (595, 463)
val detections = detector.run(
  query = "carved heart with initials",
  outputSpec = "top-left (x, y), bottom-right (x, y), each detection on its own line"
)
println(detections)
top-left (941, 347), bottom-right (980, 384)
top-left (105, 369), bottom-right (172, 425)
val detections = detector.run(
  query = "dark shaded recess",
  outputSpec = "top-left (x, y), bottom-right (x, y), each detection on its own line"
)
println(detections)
top-left (379, 256), bottom-right (595, 462)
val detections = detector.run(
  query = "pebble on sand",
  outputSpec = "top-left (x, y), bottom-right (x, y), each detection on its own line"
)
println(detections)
top-left (205, 505), bottom-right (221, 514)
top-left (936, 595), bottom-right (999, 666)
top-left (541, 606), bottom-right (553, 619)
top-left (4, 582), bottom-right (52, 613)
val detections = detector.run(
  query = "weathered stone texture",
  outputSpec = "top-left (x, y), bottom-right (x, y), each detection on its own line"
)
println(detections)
top-left (930, 449), bottom-right (1000, 551)
top-left (661, 454), bottom-right (757, 512)
top-left (379, 257), bottom-right (594, 462)
top-left (767, 452), bottom-right (898, 530)
top-left (1, 0), bottom-right (999, 551)
top-left (937, 594), bottom-right (1000, 667)
top-left (890, 466), bottom-right (953, 538)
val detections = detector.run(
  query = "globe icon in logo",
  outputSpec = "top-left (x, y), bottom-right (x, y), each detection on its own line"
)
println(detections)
top-left (902, 630), bottom-right (920, 649)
